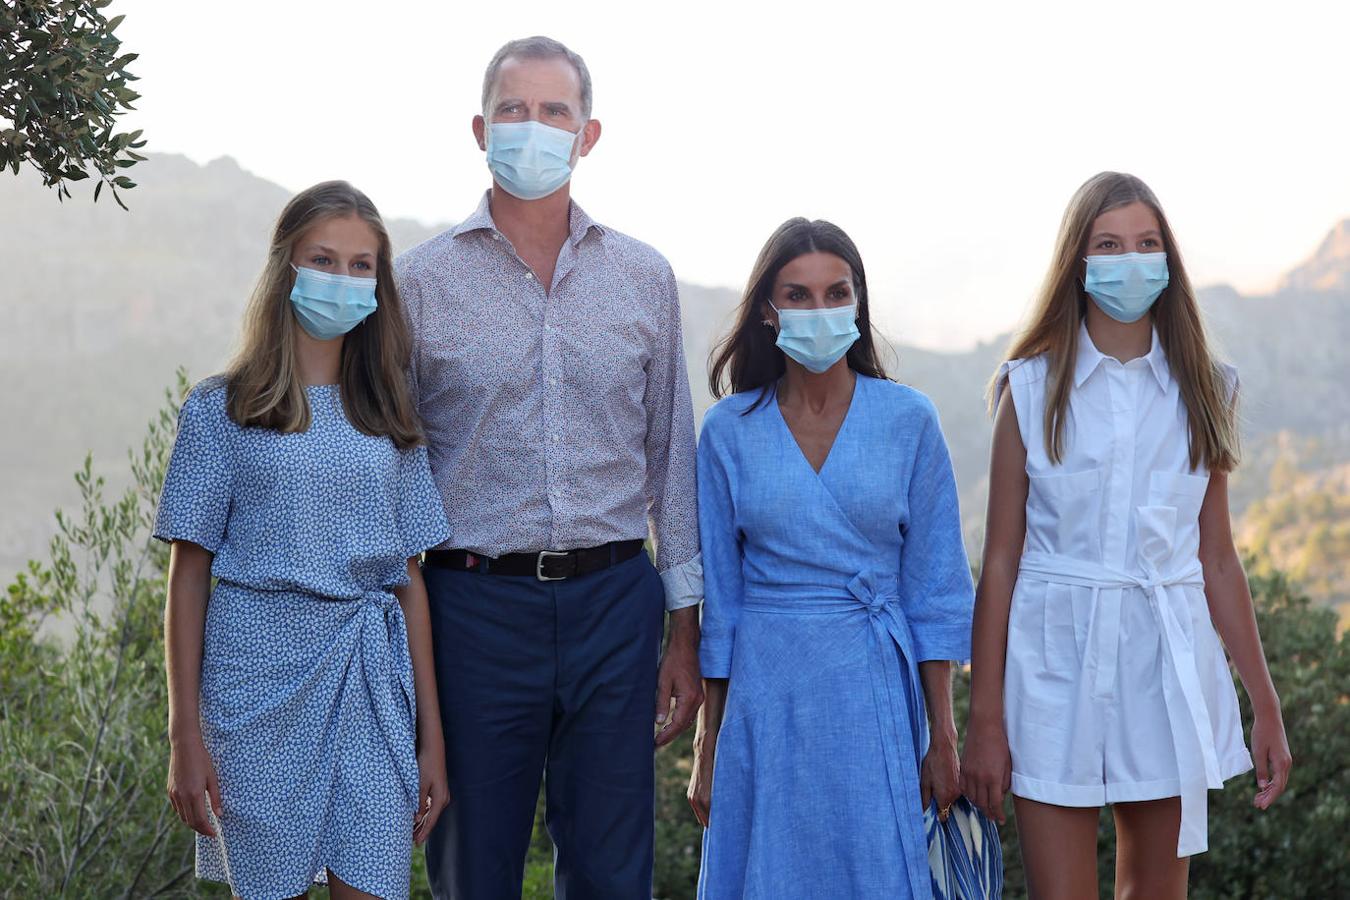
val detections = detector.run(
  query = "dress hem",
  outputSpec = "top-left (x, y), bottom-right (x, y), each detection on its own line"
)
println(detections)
top-left (1011, 749), bottom-right (1256, 807)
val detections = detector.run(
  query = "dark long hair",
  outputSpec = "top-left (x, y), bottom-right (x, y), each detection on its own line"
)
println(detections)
top-left (708, 218), bottom-right (891, 411)
top-left (224, 180), bottom-right (423, 449)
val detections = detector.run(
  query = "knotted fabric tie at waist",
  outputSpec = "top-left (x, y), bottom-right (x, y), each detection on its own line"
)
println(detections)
top-left (1018, 505), bottom-right (1219, 857)
top-left (743, 571), bottom-right (931, 899)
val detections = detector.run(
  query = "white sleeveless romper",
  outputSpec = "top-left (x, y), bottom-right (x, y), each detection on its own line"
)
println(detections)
top-left (999, 324), bottom-right (1252, 858)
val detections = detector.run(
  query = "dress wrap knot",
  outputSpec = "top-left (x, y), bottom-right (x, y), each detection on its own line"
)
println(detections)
top-left (353, 589), bottom-right (419, 804)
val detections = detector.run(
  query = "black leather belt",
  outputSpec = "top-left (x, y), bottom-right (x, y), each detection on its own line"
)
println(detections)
top-left (424, 540), bottom-right (644, 581)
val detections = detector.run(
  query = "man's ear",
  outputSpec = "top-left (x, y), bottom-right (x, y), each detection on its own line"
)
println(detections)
top-left (578, 118), bottom-right (602, 158)
top-left (472, 115), bottom-right (488, 151)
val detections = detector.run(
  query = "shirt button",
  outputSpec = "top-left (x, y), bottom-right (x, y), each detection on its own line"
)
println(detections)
top-left (549, 377), bottom-right (559, 386)
top-left (552, 433), bottom-right (561, 443)
top-left (525, 271), bottom-right (534, 280)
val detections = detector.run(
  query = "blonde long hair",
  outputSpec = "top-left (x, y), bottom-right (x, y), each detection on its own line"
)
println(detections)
top-left (224, 181), bottom-right (422, 449)
top-left (992, 172), bottom-right (1239, 472)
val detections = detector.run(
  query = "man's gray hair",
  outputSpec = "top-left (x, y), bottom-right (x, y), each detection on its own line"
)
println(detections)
top-left (481, 36), bottom-right (593, 120)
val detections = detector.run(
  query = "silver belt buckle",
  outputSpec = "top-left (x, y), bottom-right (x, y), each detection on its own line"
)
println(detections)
top-left (536, 550), bottom-right (570, 582)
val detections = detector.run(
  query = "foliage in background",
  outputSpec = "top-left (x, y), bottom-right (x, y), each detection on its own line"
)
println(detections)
top-left (0, 372), bottom-right (192, 897)
top-left (1, 379), bottom-right (1346, 898)
top-left (1238, 431), bottom-right (1350, 625)
top-left (1, 0), bottom-right (145, 207)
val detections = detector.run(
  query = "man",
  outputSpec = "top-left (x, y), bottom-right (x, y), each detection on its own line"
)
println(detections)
top-left (394, 36), bottom-right (704, 900)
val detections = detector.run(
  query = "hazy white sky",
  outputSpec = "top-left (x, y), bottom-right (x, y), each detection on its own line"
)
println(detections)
top-left (115, 0), bottom-right (1350, 349)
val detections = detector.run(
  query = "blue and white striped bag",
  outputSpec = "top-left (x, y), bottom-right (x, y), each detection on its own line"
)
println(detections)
top-left (926, 797), bottom-right (1003, 899)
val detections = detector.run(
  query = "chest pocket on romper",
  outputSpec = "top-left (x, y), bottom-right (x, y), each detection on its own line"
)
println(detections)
top-left (1027, 466), bottom-right (1104, 561)
top-left (1144, 470), bottom-right (1210, 568)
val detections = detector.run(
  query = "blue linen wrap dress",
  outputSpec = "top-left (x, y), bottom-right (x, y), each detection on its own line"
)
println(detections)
top-left (697, 375), bottom-right (975, 899)
top-left (153, 377), bottom-right (451, 900)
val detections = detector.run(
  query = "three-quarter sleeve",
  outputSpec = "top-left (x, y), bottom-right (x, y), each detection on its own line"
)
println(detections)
top-left (643, 260), bottom-right (704, 611)
top-left (696, 410), bottom-right (743, 678)
top-left (396, 444), bottom-right (452, 557)
top-left (153, 384), bottom-right (233, 553)
top-left (898, 400), bottom-right (975, 663)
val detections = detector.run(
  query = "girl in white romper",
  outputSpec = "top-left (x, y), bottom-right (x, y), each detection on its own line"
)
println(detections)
top-left (961, 172), bottom-right (1292, 899)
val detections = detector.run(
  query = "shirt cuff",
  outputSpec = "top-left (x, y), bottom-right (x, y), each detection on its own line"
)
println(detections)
top-left (658, 552), bottom-right (703, 612)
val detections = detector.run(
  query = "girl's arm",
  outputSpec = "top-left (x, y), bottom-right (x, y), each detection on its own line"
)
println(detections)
top-left (164, 540), bottom-right (221, 837)
top-left (919, 661), bottom-right (960, 818)
top-left (1197, 470), bottom-right (1292, 809)
top-left (395, 558), bottom-right (451, 844)
top-left (688, 677), bottom-right (728, 827)
top-left (960, 387), bottom-right (1028, 825)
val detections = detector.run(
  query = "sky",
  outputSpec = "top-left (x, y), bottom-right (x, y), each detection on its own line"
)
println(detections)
top-left (112, 0), bottom-right (1350, 349)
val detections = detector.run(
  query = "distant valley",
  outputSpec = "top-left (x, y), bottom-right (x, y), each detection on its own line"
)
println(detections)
top-left (2, 154), bottom-right (1347, 621)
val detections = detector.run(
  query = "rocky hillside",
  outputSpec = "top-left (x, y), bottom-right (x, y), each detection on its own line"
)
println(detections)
top-left (2, 154), bottom-right (1347, 615)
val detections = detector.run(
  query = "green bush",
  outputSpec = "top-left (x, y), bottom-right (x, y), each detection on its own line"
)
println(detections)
top-left (2, 379), bottom-right (1346, 898)
top-left (0, 374), bottom-right (196, 896)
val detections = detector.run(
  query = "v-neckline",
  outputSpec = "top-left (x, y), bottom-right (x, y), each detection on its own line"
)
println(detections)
top-left (774, 373), bottom-right (862, 477)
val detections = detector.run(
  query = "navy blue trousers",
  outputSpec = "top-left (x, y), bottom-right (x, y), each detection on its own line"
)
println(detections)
top-left (423, 552), bottom-right (665, 900)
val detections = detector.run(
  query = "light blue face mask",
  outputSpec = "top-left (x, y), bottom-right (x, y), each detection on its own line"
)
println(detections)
top-left (486, 120), bottom-right (580, 200)
top-left (770, 302), bottom-right (861, 374)
top-left (289, 265), bottom-right (378, 341)
top-left (1083, 252), bottom-right (1169, 323)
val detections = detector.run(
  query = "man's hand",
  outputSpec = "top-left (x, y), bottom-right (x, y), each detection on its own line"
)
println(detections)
top-left (655, 607), bottom-right (703, 747)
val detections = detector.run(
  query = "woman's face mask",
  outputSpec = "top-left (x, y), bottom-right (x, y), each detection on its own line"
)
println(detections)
top-left (766, 252), bottom-right (862, 373)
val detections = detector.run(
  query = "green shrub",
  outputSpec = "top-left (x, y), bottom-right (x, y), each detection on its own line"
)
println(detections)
top-left (2, 378), bottom-right (1345, 898)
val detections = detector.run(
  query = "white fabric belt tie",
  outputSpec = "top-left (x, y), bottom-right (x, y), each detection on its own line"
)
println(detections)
top-left (1018, 517), bottom-right (1220, 857)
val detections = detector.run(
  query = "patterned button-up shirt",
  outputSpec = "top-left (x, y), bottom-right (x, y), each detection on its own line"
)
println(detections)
top-left (394, 192), bottom-right (702, 610)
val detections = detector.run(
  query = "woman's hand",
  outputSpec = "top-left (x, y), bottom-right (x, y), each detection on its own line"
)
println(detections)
top-left (167, 733), bottom-right (221, 837)
top-left (414, 734), bottom-right (452, 845)
top-left (960, 719), bottom-right (1012, 825)
top-left (1251, 708), bottom-right (1292, 810)
top-left (687, 735), bottom-right (716, 828)
top-left (921, 730), bottom-right (961, 821)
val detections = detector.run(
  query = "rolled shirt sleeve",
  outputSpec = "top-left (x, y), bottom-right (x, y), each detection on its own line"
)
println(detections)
top-left (644, 261), bottom-right (704, 611)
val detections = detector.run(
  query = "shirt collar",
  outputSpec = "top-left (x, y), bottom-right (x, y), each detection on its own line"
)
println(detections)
top-left (450, 190), bottom-right (604, 247)
top-left (1075, 321), bottom-right (1170, 390)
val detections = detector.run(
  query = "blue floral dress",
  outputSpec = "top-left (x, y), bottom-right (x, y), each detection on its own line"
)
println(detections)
top-left (154, 376), bottom-right (450, 900)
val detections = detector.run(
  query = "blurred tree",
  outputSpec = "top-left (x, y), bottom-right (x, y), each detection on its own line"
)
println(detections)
top-left (1, 0), bottom-right (145, 207)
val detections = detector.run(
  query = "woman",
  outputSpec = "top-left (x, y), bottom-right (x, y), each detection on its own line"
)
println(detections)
top-left (688, 218), bottom-right (975, 898)
top-left (960, 172), bottom-right (1292, 899)
top-left (157, 181), bottom-right (451, 899)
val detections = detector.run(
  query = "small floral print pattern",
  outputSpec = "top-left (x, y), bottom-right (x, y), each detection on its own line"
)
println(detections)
top-left (394, 192), bottom-right (702, 608)
top-left (154, 377), bottom-right (450, 899)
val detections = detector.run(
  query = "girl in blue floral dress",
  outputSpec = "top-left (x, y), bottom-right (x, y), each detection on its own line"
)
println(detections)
top-left (156, 181), bottom-right (451, 900)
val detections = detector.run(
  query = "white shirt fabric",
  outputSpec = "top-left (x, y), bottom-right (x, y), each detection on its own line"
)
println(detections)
top-left (999, 323), bottom-right (1252, 858)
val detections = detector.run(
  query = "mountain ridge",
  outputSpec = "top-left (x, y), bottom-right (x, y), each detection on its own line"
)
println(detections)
top-left (2, 153), bottom-right (1347, 614)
